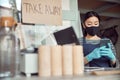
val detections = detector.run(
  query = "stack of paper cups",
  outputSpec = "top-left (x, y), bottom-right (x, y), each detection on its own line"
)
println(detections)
top-left (51, 45), bottom-right (62, 76)
top-left (38, 46), bottom-right (51, 77)
top-left (38, 45), bottom-right (84, 77)
top-left (62, 45), bottom-right (73, 76)
top-left (73, 45), bottom-right (84, 75)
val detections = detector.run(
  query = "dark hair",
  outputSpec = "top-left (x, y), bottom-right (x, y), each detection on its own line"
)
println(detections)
top-left (82, 11), bottom-right (101, 37)
top-left (83, 11), bottom-right (100, 23)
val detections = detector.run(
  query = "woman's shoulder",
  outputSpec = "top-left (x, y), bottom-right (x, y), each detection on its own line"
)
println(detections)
top-left (78, 37), bottom-right (85, 45)
top-left (78, 37), bottom-right (84, 41)
top-left (100, 38), bottom-right (112, 45)
top-left (101, 37), bottom-right (111, 41)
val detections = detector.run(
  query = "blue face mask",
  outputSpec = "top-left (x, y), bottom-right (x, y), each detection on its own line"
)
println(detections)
top-left (86, 26), bottom-right (100, 36)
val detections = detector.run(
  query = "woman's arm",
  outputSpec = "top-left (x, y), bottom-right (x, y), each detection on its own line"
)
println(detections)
top-left (100, 39), bottom-right (117, 67)
top-left (109, 40), bottom-right (118, 67)
top-left (111, 60), bottom-right (116, 65)
top-left (83, 47), bottom-right (102, 65)
top-left (84, 57), bottom-right (89, 64)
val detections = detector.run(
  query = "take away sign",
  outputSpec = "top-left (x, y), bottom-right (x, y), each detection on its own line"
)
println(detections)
top-left (22, 0), bottom-right (62, 26)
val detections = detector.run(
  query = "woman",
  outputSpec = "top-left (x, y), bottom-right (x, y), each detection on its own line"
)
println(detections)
top-left (80, 11), bottom-right (117, 67)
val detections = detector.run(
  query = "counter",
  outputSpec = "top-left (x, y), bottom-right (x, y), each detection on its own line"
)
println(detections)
top-left (1, 73), bottom-right (120, 80)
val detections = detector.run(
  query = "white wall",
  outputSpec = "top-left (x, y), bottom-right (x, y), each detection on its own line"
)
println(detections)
top-left (0, 7), bottom-right (12, 17)
top-left (62, 0), bottom-right (70, 10)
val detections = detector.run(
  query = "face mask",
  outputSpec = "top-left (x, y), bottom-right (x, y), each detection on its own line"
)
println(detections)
top-left (85, 26), bottom-right (100, 36)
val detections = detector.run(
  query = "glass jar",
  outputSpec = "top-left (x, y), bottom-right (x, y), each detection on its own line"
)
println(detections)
top-left (0, 17), bottom-right (20, 78)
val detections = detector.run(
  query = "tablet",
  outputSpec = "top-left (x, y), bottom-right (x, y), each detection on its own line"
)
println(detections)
top-left (53, 27), bottom-right (80, 45)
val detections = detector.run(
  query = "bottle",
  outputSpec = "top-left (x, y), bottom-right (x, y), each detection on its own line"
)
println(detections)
top-left (0, 17), bottom-right (20, 77)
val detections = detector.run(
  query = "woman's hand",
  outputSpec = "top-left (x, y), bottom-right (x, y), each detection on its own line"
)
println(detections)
top-left (85, 48), bottom-right (101, 62)
top-left (100, 43), bottom-right (116, 61)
